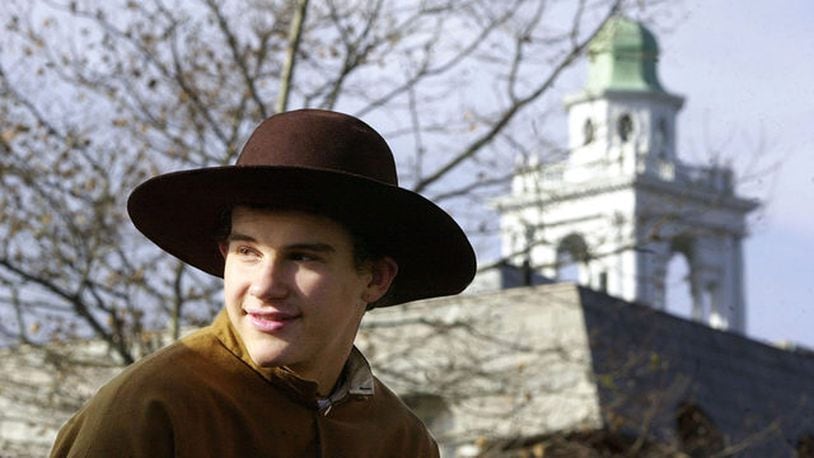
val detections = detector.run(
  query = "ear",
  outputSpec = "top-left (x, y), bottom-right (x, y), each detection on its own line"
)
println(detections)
top-left (218, 241), bottom-right (229, 259)
top-left (361, 257), bottom-right (399, 304)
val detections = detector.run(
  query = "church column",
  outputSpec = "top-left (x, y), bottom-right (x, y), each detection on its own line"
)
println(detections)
top-left (706, 234), bottom-right (728, 329)
top-left (689, 270), bottom-right (706, 322)
top-left (728, 235), bottom-right (747, 333)
top-left (613, 214), bottom-right (638, 302)
top-left (707, 280), bottom-right (728, 330)
top-left (689, 236), bottom-right (729, 329)
top-left (636, 239), bottom-right (671, 310)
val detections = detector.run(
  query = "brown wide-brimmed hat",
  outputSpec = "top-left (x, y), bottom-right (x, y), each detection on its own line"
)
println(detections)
top-left (127, 109), bottom-right (476, 307)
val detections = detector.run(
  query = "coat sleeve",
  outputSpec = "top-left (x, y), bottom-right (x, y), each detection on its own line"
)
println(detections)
top-left (50, 381), bottom-right (176, 458)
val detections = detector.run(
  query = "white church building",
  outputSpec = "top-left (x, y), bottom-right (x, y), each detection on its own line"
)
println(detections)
top-left (492, 17), bottom-right (758, 332)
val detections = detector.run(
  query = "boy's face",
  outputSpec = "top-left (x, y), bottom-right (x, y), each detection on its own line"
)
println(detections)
top-left (220, 207), bottom-right (393, 387)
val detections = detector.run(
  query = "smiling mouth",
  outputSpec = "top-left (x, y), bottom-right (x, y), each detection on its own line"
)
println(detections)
top-left (246, 311), bottom-right (300, 333)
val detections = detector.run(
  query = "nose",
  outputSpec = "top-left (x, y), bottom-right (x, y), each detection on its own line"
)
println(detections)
top-left (248, 257), bottom-right (289, 301)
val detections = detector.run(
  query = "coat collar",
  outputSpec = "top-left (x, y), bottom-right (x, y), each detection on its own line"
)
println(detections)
top-left (210, 309), bottom-right (375, 411)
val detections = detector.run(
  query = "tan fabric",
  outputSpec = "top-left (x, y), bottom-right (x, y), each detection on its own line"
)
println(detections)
top-left (50, 311), bottom-right (439, 457)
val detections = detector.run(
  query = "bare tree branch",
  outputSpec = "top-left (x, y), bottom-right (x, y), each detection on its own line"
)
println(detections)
top-left (413, 0), bottom-right (623, 193)
top-left (204, 0), bottom-right (270, 119)
top-left (276, 0), bottom-right (309, 113)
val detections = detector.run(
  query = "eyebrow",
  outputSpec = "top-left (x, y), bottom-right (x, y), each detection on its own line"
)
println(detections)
top-left (226, 232), bottom-right (336, 253)
top-left (286, 243), bottom-right (336, 253)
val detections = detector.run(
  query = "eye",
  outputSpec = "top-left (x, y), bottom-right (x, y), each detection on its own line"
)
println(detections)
top-left (289, 252), bottom-right (319, 262)
top-left (234, 245), bottom-right (260, 258)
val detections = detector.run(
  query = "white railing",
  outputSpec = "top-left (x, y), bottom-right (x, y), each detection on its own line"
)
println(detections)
top-left (673, 162), bottom-right (734, 193)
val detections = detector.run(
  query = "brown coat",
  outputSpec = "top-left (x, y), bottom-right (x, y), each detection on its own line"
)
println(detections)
top-left (50, 311), bottom-right (439, 457)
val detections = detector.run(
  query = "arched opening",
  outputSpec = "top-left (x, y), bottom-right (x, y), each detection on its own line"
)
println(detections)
top-left (665, 236), bottom-right (694, 320)
top-left (665, 252), bottom-right (693, 320)
top-left (675, 403), bottom-right (725, 456)
top-left (556, 234), bottom-right (589, 284)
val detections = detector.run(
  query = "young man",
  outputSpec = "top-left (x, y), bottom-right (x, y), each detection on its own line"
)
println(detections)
top-left (51, 109), bottom-right (476, 457)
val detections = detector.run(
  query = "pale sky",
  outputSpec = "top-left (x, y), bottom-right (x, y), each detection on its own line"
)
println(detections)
top-left (653, 0), bottom-right (814, 348)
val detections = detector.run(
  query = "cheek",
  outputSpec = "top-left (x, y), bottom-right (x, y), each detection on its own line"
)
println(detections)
top-left (293, 271), bottom-right (335, 297)
top-left (295, 270), bottom-right (366, 304)
top-left (222, 262), bottom-right (249, 302)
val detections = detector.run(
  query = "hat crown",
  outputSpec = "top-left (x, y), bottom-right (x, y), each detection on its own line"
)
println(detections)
top-left (237, 109), bottom-right (398, 186)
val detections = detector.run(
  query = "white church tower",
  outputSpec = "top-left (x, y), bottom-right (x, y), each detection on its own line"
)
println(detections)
top-left (493, 17), bottom-right (758, 332)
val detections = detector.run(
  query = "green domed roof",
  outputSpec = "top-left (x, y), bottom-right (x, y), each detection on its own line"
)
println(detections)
top-left (585, 17), bottom-right (664, 93)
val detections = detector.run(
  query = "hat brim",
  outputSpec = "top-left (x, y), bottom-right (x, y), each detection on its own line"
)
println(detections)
top-left (127, 166), bottom-right (476, 307)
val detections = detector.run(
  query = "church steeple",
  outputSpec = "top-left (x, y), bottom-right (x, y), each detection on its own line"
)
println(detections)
top-left (563, 16), bottom-right (684, 178)
top-left (493, 17), bottom-right (758, 333)
top-left (586, 16), bottom-right (665, 93)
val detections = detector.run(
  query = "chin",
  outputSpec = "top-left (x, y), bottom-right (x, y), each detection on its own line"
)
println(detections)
top-left (247, 344), bottom-right (290, 368)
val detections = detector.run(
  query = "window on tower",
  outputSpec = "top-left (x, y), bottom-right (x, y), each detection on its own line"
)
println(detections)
top-left (656, 117), bottom-right (669, 158)
top-left (617, 113), bottom-right (633, 142)
top-left (583, 119), bottom-right (595, 145)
